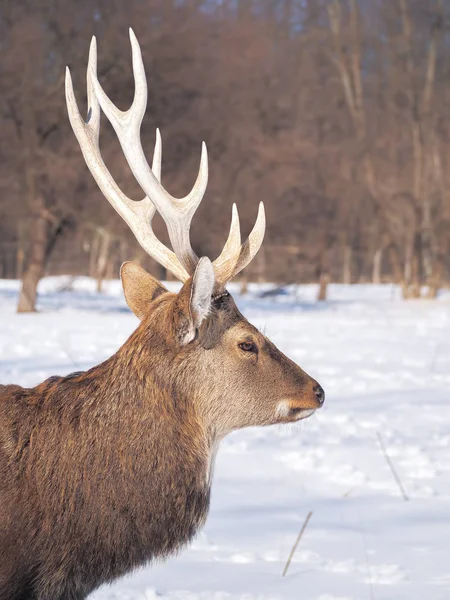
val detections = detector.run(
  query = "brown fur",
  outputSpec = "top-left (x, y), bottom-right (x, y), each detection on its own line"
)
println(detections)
top-left (0, 266), bottom-right (324, 600)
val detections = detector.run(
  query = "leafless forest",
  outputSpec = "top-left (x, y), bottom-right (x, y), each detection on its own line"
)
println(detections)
top-left (1, 0), bottom-right (450, 310)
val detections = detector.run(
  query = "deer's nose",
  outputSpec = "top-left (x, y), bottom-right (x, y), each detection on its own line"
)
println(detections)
top-left (313, 384), bottom-right (325, 406)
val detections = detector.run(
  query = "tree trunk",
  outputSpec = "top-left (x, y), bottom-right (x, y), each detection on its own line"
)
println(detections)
top-left (96, 231), bottom-right (112, 293)
top-left (343, 243), bottom-right (352, 284)
top-left (410, 251), bottom-right (421, 298)
top-left (90, 233), bottom-right (100, 279)
top-left (317, 272), bottom-right (330, 301)
top-left (372, 247), bottom-right (382, 284)
top-left (426, 257), bottom-right (443, 299)
top-left (240, 276), bottom-right (249, 295)
top-left (17, 211), bottom-right (50, 312)
top-left (16, 220), bottom-right (27, 280)
top-left (256, 246), bottom-right (266, 283)
top-left (317, 236), bottom-right (331, 301)
top-left (403, 230), bottom-right (422, 298)
top-left (106, 257), bottom-right (115, 281)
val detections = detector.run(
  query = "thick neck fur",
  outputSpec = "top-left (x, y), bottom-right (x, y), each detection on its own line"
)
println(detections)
top-left (0, 317), bottom-right (212, 600)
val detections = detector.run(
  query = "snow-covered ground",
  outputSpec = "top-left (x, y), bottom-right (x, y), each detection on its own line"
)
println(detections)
top-left (1, 278), bottom-right (449, 600)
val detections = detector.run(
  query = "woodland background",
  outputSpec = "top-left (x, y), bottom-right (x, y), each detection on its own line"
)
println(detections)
top-left (1, 0), bottom-right (450, 310)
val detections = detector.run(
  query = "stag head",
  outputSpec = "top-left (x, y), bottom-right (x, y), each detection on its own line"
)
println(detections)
top-left (65, 29), bottom-right (324, 436)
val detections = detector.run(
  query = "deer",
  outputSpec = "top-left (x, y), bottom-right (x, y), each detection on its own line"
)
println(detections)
top-left (0, 30), bottom-right (325, 600)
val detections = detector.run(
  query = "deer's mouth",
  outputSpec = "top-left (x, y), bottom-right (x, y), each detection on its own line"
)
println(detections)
top-left (289, 407), bottom-right (316, 421)
top-left (275, 401), bottom-right (316, 422)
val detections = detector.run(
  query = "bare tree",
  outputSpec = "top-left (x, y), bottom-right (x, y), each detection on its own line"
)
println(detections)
top-left (1, 0), bottom-right (450, 295)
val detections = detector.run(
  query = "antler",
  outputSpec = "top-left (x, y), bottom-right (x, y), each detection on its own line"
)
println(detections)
top-left (65, 29), bottom-right (265, 288)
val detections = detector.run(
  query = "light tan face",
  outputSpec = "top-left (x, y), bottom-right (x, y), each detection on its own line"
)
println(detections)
top-left (182, 293), bottom-right (325, 434)
top-left (121, 265), bottom-right (324, 437)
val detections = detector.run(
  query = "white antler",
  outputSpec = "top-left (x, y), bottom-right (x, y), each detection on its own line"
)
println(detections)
top-left (65, 28), bottom-right (266, 288)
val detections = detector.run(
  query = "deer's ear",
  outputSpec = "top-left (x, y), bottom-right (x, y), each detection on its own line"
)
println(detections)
top-left (175, 257), bottom-right (215, 345)
top-left (120, 262), bottom-right (168, 320)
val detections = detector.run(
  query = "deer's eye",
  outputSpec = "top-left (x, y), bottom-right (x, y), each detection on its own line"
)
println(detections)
top-left (239, 341), bottom-right (257, 353)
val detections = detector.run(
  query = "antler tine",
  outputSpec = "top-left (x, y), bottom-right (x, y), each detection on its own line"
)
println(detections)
top-left (65, 43), bottom-right (190, 283)
top-left (152, 128), bottom-right (162, 182)
top-left (213, 202), bottom-right (266, 288)
top-left (88, 28), bottom-right (207, 275)
top-left (86, 37), bottom-right (101, 141)
top-left (212, 204), bottom-right (241, 271)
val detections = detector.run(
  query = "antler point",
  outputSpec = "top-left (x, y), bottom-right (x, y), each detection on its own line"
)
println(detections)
top-left (129, 28), bottom-right (138, 45)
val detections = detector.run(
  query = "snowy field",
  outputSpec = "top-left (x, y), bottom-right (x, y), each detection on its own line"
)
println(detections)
top-left (1, 277), bottom-right (450, 600)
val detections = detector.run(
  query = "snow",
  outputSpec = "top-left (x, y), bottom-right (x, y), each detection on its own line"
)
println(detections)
top-left (1, 278), bottom-right (449, 600)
